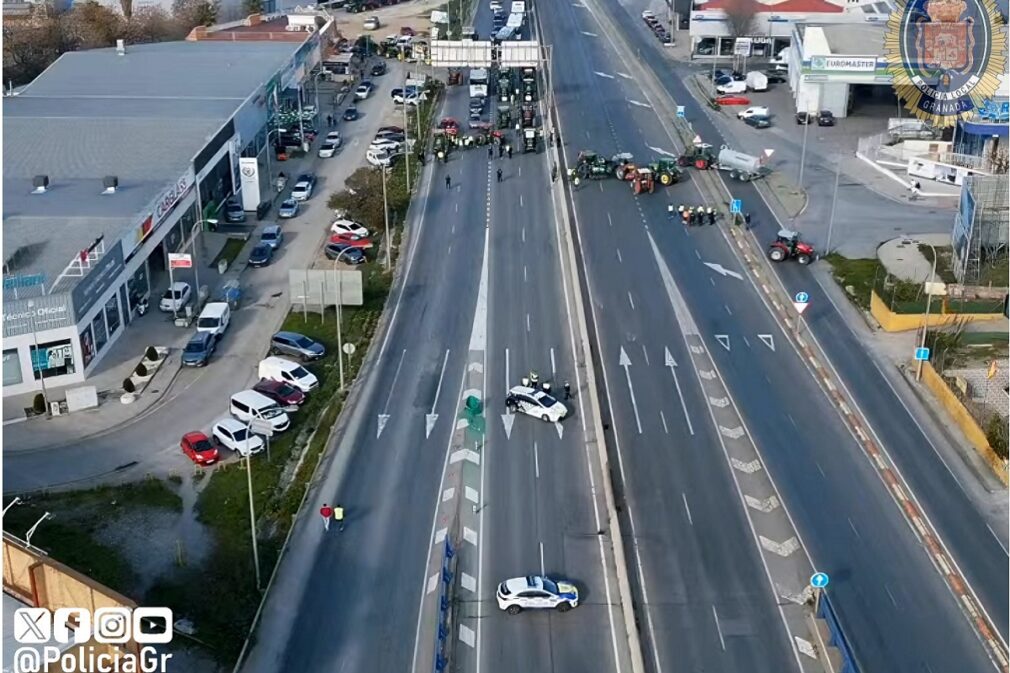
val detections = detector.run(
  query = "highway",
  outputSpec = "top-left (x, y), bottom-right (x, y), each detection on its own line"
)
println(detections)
top-left (539, 0), bottom-right (1005, 672)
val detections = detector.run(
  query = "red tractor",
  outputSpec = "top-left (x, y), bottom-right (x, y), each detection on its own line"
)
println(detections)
top-left (768, 229), bottom-right (815, 265)
top-left (438, 117), bottom-right (461, 136)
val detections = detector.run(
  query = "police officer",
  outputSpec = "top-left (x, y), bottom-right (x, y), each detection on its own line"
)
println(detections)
top-left (708, 207), bottom-right (716, 226)
top-left (563, 381), bottom-right (572, 400)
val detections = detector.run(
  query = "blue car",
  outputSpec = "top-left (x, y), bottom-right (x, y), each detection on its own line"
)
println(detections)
top-left (248, 243), bottom-right (274, 267)
top-left (182, 331), bottom-right (217, 367)
top-left (343, 107), bottom-right (360, 121)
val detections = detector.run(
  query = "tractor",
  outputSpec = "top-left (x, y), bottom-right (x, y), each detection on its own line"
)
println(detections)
top-left (630, 167), bottom-right (655, 194)
top-left (521, 67), bottom-right (537, 101)
top-left (522, 127), bottom-right (539, 152)
top-left (677, 142), bottom-right (716, 169)
top-left (432, 131), bottom-right (453, 162)
top-left (447, 69), bottom-right (463, 86)
top-left (648, 157), bottom-right (684, 186)
top-left (573, 151), bottom-right (614, 181)
top-left (768, 229), bottom-right (816, 265)
top-left (497, 70), bottom-right (514, 102)
top-left (497, 104), bottom-right (513, 129)
top-left (612, 153), bottom-right (637, 180)
top-left (520, 102), bottom-right (536, 128)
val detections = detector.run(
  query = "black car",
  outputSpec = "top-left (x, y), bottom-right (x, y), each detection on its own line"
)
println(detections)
top-left (817, 110), bottom-right (836, 126)
top-left (224, 200), bottom-right (246, 224)
top-left (248, 243), bottom-right (274, 267)
top-left (343, 107), bottom-right (360, 121)
top-left (324, 243), bottom-right (366, 263)
top-left (765, 70), bottom-right (788, 84)
top-left (370, 62), bottom-right (387, 76)
top-left (743, 115), bottom-right (771, 129)
top-left (181, 331), bottom-right (217, 367)
top-left (795, 111), bottom-right (813, 125)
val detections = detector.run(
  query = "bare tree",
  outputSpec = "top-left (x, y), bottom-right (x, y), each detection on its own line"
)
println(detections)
top-left (172, 0), bottom-right (219, 28)
top-left (2, 7), bottom-right (68, 86)
top-left (60, 1), bottom-right (124, 49)
top-left (721, 0), bottom-right (759, 37)
top-left (242, 0), bottom-right (264, 15)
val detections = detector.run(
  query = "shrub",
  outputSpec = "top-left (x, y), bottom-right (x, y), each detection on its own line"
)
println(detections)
top-left (123, 378), bottom-right (136, 394)
top-left (135, 362), bottom-right (149, 377)
top-left (145, 346), bottom-right (160, 361)
top-left (986, 415), bottom-right (1008, 460)
top-left (32, 393), bottom-right (47, 415)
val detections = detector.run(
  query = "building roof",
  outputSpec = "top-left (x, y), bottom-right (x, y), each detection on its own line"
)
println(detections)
top-left (814, 22), bottom-right (887, 55)
top-left (2, 39), bottom-right (300, 292)
top-left (698, 0), bottom-right (844, 12)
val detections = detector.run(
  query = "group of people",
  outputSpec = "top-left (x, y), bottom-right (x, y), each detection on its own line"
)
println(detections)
top-left (673, 204), bottom-right (718, 226)
top-left (521, 370), bottom-right (572, 400)
top-left (488, 144), bottom-right (514, 160)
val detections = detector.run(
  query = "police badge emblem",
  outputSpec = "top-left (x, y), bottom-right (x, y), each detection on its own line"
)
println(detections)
top-left (884, 0), bottom-right (1006, 127)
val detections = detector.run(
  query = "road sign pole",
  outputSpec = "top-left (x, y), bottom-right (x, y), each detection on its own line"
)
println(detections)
top-left (245, 452), bottom-right (262, 591)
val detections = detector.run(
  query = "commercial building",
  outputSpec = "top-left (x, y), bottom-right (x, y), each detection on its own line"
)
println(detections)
top-left (2, 14), bottom-right (333, 398)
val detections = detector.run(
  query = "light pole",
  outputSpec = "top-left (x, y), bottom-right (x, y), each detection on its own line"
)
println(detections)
top-left (2, 497), bottom-right (21, 518)
top-left (798, 106), bottom-right (815, 187)
top-left (25, 512), bottom-right (50, 549)
top-left (242, 420), bottom-right (262, 591)
top-left (312, 69), bottom-right (327, 121)
top-left (916, 241), bottom-right (939, 382)
top-left (399, 45), bottom-right (411, 189)
top-left (26, 300), bottom-right (49, 412)
top-left (381, 165), bottom-right (391, 268)
top-left (331, 251), bottom-right (355, 391)
top-left (296, 85), bottom-right (307, 153)
top-left (825, 154), bottom-right (841, 254)
top-left (179, 218), bottom-right (216, 298)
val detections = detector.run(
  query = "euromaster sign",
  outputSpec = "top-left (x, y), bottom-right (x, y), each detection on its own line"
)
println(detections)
top-left (809, 55), bottom-right (879, 72)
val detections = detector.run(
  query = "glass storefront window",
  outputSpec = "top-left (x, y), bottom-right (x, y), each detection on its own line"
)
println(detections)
top-left (80, 325), bottom-right (96, 369)
top-left (3, 349), bottom-right (23, 386)
top-left (105, 294), bottom-right (121, 335)
top-left (30, 339), bottom-right (76, 379)
top-left (127, 261), bottom-right (150, 313)
top-left (93, 311), bottom-right (108, 353)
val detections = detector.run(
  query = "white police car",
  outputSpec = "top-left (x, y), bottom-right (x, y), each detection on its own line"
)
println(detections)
top-left (496, 575), bottom-right (579, 614)
top-left (505, 385), bottom-right (567, 423)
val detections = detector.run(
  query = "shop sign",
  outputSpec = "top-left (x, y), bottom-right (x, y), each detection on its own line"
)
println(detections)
top-left (31, 342), bottom-right (73, 372)
top-left (154, 169), bottom-right (196, 224)
top-left (3, 294), bottom-right (74, 338)
top-left (71, 243), bottom-right (125, 322)
top-left (168, 253), bottom-right (193, 269)
top-left (809, 55), bottom-right (877, 72)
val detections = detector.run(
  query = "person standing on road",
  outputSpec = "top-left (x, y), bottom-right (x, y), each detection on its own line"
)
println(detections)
top-left (551, 164), bottom-right (558, 182)
top-left (507, 145), bottom-right (513, 159)
top-left (319, 503), bottom-right (333, 531)
top-left (744, 212), bottom-right (752, 229)
top-left (333, 504), bottom-right (345, 532)
top-left (446, 174), bottom-right (452, 190)
top-left (496, 167), bottom-right (503, 183)
top-left (498, 144), bottom-right (505, 159)
top-left (488, 146), bottom-right (494, 160)
top-left (563, 381), bottom-right (571, 400)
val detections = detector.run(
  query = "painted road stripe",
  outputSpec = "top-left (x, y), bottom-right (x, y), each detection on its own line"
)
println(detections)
top-left (460, 624), bottom-right (475, 647)
top-left (745, 494), bottom-right (781, 513)
top-left (461, 572), bottom-right (477, 592)
top-left (463, 527), bottom-right (478, 546)
top-left (434, 528), bottom-right (447, 545)
top-left (442, 488), bottom-right (455, 502)
top-left (760, 536), bottom-right (800, 557)
top-left (719, 425), bottom-right (745, 440)
top-left (465, 486), bottom-right (479, 504)
top-left (427, 573), bottom-right (438, 594)
top-left (731, 458), bottom-right (762, 474)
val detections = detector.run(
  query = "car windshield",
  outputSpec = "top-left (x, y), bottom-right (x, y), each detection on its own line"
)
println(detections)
top-left (192, 437), bottom-right (214, 452)
top-left (261, 407), bottom-right (284, 419)
top-left (262, 231), bottom-right (279, 241)
top-left (184, 339), bottom-right (206, 353)
top-left (291, 365), bottom-right (310, 379)
top-left (540, 578), bottom-right (559, 594)
top-left (275, 382), bottom-right (298, 396)
top-left (294, 336), bottom-right (316, 348)
top-left (231, 427), bottom-right (249, 441)
top-left (538, 393), bottom-right (559, 407)
top-left (163, 288), bottom-right (181, 299)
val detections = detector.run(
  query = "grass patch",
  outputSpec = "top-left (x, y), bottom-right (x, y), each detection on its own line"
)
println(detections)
top-left (916, 244), bottom-right (958, 284)
top-left (822, 254), bottom-right (886, 311)
top-left (961, 331), bottom-right (1010, 346)
top-left (211, 237), bottom-right (247, 269)
top-left (977, 256), bottom-right (1009, 288)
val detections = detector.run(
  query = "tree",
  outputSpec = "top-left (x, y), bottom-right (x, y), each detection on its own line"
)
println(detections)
top-left (721, 0), bottom-right (759, 38)
top-left (60, 1), bottom-right (124, 50)
top-left (242, 0), bottom-right (264, 15)
top-left (2, 14), bottom-right (66, 86)
top-left (172, 0), bottom-right (218, 28)
top-left (120, 0), bottom-right (133, 19)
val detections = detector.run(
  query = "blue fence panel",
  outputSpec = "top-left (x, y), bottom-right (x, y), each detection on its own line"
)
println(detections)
top-left (817, 591), bottom-right (860, 673)
top-left (433, 537), bottom-right (455, 673)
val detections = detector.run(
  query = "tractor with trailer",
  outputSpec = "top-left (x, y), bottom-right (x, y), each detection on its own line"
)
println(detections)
top-left (630, 167), bottom-right (655, 194)
top-left (715, 146), bottom-right (769, 181)
top-left (648, 157), bottom-right (684, 185)
top-left (570, 151), bottom-right (637, 184)
top-left (461, 122), bottom-right (503, 147)
top-left (677, 142), bottom-right (716, 169)
top-left (768, 229), bottom-right (816, 265)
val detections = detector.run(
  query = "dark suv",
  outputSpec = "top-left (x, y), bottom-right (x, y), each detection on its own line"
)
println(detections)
top-left (182, 331), bottom-right (217, 367)
top-left (270, 331), bottom-right (326, 361)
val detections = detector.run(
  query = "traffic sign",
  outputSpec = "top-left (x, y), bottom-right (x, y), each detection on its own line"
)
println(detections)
top-left (729, 199), bottom-right (742, 214)
top-left (168, 253), bottom-right (192, 269)
top-left (250, 418), bottom-right (275, 437)
top-left (676, 105), bottom-right (685, 118)
top-left (342, 343), bottom-right (356, 356)
top-left (810, 572), bottom-right (829, 589)
top-left (914, 347), bottom-right (930, 361)
top-left (793, 291), bottom-right (810, 315)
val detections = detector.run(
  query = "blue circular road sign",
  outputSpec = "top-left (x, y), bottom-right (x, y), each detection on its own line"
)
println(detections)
top-left (810, 572), bottom-right (829, 589)
top-left (794, 291), bottom-right (810, 304)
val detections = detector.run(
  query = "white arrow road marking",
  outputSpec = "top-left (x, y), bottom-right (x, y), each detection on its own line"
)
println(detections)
top-left (647, 144), bottom-right (677, 157)
top-left (627, 99), bottom-right (652, 108)
top-left (795, 637), bottom-right (817, 659)
top-left (744, 494), bottom-right (781, 513)
top-left (719, 425), bottom-right (745, 439)
top-left (376, 413), bottom-right (391, 438)
top-left (555, 422), bottom-right (564, 439)
top-left (501, 413), bottom-right (515, 439)
top-left (460, 624), bottom-right (475, 647)
top-left (708, 396), bottom-right (730, 408)
top-left (715, 335), bottom-right (731, 351)
top-left (760, 536), bottom-right (800, 557)
top-left (731, 457), bottom-right (762, 474)
top-left (703, 262), bottom-right (744, 280)
top-left (664, 347), bottom-right (694, 435)
top-left (758, 334), bottom-right (775, 351)
top-left (425, 414), bottom-right (439, 439)
top-left (581, 30), bottom-right (598, 36)
top-left (595, 71), bottom-right (615, 79)
top-left (617, 72), bottom-right (633, 79)
top-left (619, 346), bottom-right (643, 434)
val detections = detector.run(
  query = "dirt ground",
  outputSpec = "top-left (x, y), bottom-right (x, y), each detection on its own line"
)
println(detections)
top-left (335, 0), bottom-right (446, 39)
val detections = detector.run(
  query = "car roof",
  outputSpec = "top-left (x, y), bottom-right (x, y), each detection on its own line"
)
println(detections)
top-left (169, 281), bottom-right (189, 290)
top-left (260, 355), bottom-right (301, 370)
top-left (182, 431), bottom-right (209, 442)
top-left (274, 331), bottom-right (308, 340)
top-left (509, 385), bottom-right (538, 396)
top-left (187, 330), bottom-right (213, 344)
top-left (214, 417), bottom-right (245, 431)
top-left (263, 225), bottom-right (282, 235)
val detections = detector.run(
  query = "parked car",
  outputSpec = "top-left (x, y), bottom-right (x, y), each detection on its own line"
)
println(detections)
top-left (715, 94), bottom-right (751, 106)
top-left (355, 81), bottom-right (375, 100)
top-left (180, 432), bottom-right (220, 466)
top-left (159, 282), bottom-right (192, 312)
top-left (369, 137), bottom-right (403, 153)
top-left (248, 243), bottom-right (274, 267)
top-left (278, 198), bottom-right (300, 219)
top-left (370, 62), bottom-right (387, 76)
top-left (716, 80), bottom-right (747, 95)
top-left (324, 243), bottom-right (367, 263)
top-left (270, 331), bottom-right (326, 361)
top-left (765, 70), bottom-right (788, 84)
top-left (343, 106), bottom-right (360, 121)
top-left (291, 174), bottom-right (316, 201)
top-left (181, 331), bottom-right (217, 367)
top-left (378, 125), bottom-right (404, 134)
top-left (330, 232), bottom-right (374, 249)
top-left (253, 378), bottom-right (306, 407)
top-left (331, 219), bottom-right (370, 237)
top-left (224, 200), bottom-right (246, 223)
top-left (260, 225), bottom-right (284, 250)
top-left (817, 110), bottom-right (836, 126)
top-left (374, 129), bottom-right (405, 142)
top-left (366, 148), bottom-right (396, 167)
top-left (212, 418), bottom-right (264, 456)
top-left (318, 142), bottom-right (339, 158)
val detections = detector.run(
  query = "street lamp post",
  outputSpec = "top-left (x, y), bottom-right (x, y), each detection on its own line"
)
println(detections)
top-left (916, 242), bottom-right (939, 382)
top-left (24, 512), bottom-right (51, 549)
top-left (825, 155), bottom-right (841, 254)
top-left (331, 252), bottom-right (355, 391)
top-left (26, 300), bottom-right (49, 412)
top-left (400, 45), bottom-right (411, 189)
top-left (381, 165), bottom-right (391, 268)
top-left (798, 106), bottom-right (814, 187)
top-left (264, 127), bottom-right (282, 194)
top-left (242, 420), bottom-right (262, 591)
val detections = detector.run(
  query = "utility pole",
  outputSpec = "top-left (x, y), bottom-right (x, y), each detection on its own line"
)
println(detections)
top-left (825, 155), bottom-right (841, 254)
top-left (381, 166), bottom-right (391, 268)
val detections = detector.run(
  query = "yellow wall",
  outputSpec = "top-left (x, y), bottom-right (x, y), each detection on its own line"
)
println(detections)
top-left (920, 362), bottom-right (1008, 486)
top-left (870, 290), bottom-right (1005, 332)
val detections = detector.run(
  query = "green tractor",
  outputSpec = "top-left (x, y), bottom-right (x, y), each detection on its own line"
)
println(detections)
top-left (648, 157), bottom-right (685, 186)
top-left (497, 69), bottom-right (514, 103)
top-left (496, 104), bottom-right (513, 129)
top-left (522, 127), bottom-right (539, 153)
top-left (571, 151), bottom-right (618, 183)
top-left (432, 131), bottom-right (453, 162)
top-left (520, 67), bottom-right (537, 101)
top-left (677, 142), bottom-right (716, 169)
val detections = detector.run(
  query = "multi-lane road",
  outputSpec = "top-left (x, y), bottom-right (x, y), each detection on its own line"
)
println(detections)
top-left (242, 1), bottom-right (1007, 672)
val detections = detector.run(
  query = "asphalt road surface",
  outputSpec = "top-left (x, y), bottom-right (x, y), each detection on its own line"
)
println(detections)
top-left (540, 0), bottom-right (1005, 672)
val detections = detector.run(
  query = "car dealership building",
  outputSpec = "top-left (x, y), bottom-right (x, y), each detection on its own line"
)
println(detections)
top-left (2, 14), bottom-right (332, 398)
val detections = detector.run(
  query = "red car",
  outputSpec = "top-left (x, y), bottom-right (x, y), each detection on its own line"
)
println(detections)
top-left (715, 94), bottom-right (751, 106)
top-left (181, 432), bottom-right (220, 466)
top-left (438, 117), bottom-right (460, 136)
top-left (400, 26), bottom-right (415, 36)
top-left (329, 232), bottom-right (374, 249)
top-left (253, 378), bottom-right (306, 407)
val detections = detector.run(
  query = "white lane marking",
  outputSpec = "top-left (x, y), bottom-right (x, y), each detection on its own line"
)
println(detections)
top-left (442, 488), bottom-right (455, 502)
top-left (582, 30), bottom-right (599, 36)
top-left (987, 524), bottom-right (1009, 555)
top-left (550, 347), bottom-right (557, 377)
top-left (848, 517), bottom-right (861, 539)
top-left (539, 541), bottom-right (546, 576)
top-left (694, 249), bottom-right (702, 260)
top-left (377, 348), bottom-right (408, 437)
top-left (504, 347), bottom-right (510, 393)
top-left (682, 493), bottom-right (694, 525)
top-left (628, 291), bottom-right (636, 310)
top-left (724, 304), bottom-right (733, 316)
top-left (426, 349), bottom-right (451, 438)
top-left (534, 441), bottom-right (540, 479)
top-left (524, 265), bottom-right (528, 282)
top-left (884, 583), bottom-right (898, 607)
top-left (787, 414), bottom-right (798, 428)
top-left (595, 71), bottom-right (615, 79)
top-left (455, 203), bottom-right (459, 213)
top-left (448, 244), bottom-right (452, 255)
top-left (520, 193), bottom-right (524, 208)
top-left (526, 313), bottom-right (531, 332)
top-left (607, 212), bottom-right (613, 227)
top-left (619, 346), bottom-right (643, 434)
top-left (814, 461), bottom-right (826, 478)
top-left (743, 335), bottom-right (751, 348)
top-left (465, 486), bottom-right (479, 504)
top-left (627, 99), bottom-right (651, 108)
top-left (617, 72), bottom-right (633, 80)
top-left (451, 223), bottom-right (456, 234)
top-left (641, 344), bottom-right (650, 366)
top-left (522, 227), bottom-right (526, 242)
top-left (616, 248), bottom-right (623, 263)
top-left (648, 144), bottom-right (676, 157)
top-left (712, 605), bottom-right (726, 651)
top-left (664, 347), bottom-right (695, 436)
top-left (460, 624), bottom-right (475, 647)
top-left (660, 410), bottom-right (669, 434)
top-left (709, 277), bottom-right (715, 285)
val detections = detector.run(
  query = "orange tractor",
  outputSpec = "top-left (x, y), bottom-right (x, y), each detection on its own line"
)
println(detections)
top-left (630, 168), bottom-right (655, 194)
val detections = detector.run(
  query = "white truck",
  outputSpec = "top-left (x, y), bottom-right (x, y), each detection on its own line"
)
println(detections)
top-left (745, 71), bottom-right (768, 91)
top-left (469, 67), bottom-right (489, 98)
top-left (506, 11), bottom-right (524, 34)
top-left (716, 147), bottom-right (769, 181)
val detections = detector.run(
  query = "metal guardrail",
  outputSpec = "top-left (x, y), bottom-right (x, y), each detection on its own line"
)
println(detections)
top-left (432, 536), bottom-right (455, 673)
top-left (817, 592), bottom-right (860, 673)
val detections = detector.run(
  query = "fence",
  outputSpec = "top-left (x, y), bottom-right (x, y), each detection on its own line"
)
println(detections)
top-left (817, 591), bottom-right (860, 673)
top-left (433, 536), bottom-right (456, 672)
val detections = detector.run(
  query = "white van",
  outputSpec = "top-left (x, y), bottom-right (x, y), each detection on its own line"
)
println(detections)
top-left (230, 390), bottom-right (291, 432)
top-left (258, 356), bottom-right (319, 393)
top-left (196, 302), bottom-right (231, 337)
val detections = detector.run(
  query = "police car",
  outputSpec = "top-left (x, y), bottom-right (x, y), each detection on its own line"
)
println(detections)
top-left (505, 385), bottom-right (567, 423)
top-left (496, 575), bottom-right (579, 614)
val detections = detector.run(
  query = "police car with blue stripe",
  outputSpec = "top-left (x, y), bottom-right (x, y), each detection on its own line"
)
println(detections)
top-left (496, 575), bottom-right (579, 614)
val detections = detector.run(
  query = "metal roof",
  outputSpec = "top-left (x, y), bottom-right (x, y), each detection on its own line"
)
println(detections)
top-left (2, 39), bottom-right (300, 290)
